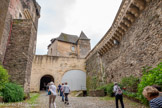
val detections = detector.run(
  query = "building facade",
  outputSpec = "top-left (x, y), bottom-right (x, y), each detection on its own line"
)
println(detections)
top-left (47, 32), bottom-right (91, 58)
top-left (86, 0), bottom-right (162, 88)
top-left (30, 32), bottom-right (91, 92)
top-left (0, 0), bottom-right (40, 94)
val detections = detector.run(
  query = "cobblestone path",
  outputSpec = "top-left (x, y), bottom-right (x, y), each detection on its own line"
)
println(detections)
top-left (35, 93), bottom-right (115, 108)
top-left (35, 92), bottom-right (148, 108)
top-left (0, 92), bottom-right (148, 108)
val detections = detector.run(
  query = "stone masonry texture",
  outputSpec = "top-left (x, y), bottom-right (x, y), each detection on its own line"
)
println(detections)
top-left (86, 0), bottom-right (162, 85)
top-left (0, 0), bottom-right (40, 95)
top-left (0, 0), bottom-right (10, 63)
top-left (48, 35), bottom-right (91, 58)
top-left (3, 19), bottom-right (37, 93)
top-left (78, 40), bottom-right (91, 58)
top-left (30, 55), bottom-right (86, 92)
top-left (0, 12), bottom-right (12, 65)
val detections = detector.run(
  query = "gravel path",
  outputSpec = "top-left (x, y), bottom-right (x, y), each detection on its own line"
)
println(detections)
top-left (35, 93), bottom-right (115, 108)
top-left (35, 92), bottom-right (148, 108)
top-left (0, 92), bottom-right (148, 108)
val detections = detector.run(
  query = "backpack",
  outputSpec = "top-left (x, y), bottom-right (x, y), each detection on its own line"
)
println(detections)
top-left (48, 91), bottom-right (51, 95)
top-left (116, 86), bottom-right (123, 95)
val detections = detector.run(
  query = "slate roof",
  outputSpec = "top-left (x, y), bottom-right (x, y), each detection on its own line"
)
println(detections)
top-left (56, 33), bottom-right (79, 44)
top-left (48, 32), bottom-right (90, 48)
top-left (79, 31), bottom-right (90, 40)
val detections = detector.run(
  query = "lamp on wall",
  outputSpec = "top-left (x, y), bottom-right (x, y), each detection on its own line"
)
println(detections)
top-left (113, 40), bottom-right (119, 45)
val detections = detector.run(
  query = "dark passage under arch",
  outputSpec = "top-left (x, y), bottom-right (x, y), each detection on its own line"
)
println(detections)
top-left (40, 75), bottom-right (54, 90)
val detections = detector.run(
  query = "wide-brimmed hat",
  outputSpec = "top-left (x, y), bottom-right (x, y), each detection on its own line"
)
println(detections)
top-left (50, 81), bottom-right (54, 85)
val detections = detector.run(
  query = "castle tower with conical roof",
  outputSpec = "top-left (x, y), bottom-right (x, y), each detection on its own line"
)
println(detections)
top-left (77, 31), bottom-right (91, 58)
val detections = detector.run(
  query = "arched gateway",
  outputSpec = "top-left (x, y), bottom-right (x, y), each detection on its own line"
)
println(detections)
top-left (30, 31), bottom-right (90, 92)
top-left (40, 75), bottom-right (54, 90)
top-left (62, 70), bottom-right (86, 91)
top-left (30, 56), bottom-right (86, 92)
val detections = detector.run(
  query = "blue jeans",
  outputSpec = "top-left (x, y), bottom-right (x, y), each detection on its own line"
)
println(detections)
top-left (60, 92), bottom-right (64, 101)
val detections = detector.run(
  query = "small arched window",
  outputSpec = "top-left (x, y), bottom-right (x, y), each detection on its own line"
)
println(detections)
top-left (71, 46), bottom-right (75, 52)
top-left (19, 13), bottom-right (22, 19)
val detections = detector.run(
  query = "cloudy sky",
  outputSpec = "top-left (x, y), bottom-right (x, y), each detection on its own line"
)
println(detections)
top-left (36, 0), bottom-right (122, 55)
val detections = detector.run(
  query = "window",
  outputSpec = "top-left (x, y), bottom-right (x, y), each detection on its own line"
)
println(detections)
top-left (19, 13), bottom-right (22, 19)
top-left (51, 48), bottom-right (52, 54)
top-left (71, 46), bottom-right (75, 52)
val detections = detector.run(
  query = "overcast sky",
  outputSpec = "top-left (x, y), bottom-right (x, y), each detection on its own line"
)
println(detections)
top-left (36, 0), bottom-right (122, 55)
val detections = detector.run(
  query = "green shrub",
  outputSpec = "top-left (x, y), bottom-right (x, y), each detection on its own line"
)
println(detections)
top-left (121, 75), bottom-right (139, 92)
top-left (0, 91), bottom-right (2, 96)
top-left (0, 65), bottom-right (9, 90)
top-left (96, 85), bottom-right (107, 93)
top-left (137, 62), bottom-right (162, 104)
top-left (92, 76), bottom-right (98, 90)
top-left (86, 76), bottom-right (91, 94)
top-left (123, 91), bottom-right (137, 98)
top-left (2, 83), bottom-right (24, 102)
top-left (96, 83), bottom-right (114, 96)
top-left (106, 83), bottom-right (114, 96)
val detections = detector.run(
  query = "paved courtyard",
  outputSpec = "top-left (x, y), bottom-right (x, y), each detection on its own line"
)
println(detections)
top-left (0, 92), bottom-right (148, 108)
top-left (36, 93), bottom-right (114, 108)
top-left (35, 92), bottom-right (148, 108)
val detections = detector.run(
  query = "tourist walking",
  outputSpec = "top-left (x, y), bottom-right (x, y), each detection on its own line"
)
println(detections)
top-left (57, 84), bottom-right (61, 95)
top-left (63, 82), bottom-right (70, 105)
top-left (143, 86), bottom-right (162, 108)
top-left (46, 83), bottom-right (50, 95)
top-left (60, 83), bottom-right (65, 102)
top-left (49, 82), bottom-right (57, 108)
top-left (113, 82), bottom-right (124, 108)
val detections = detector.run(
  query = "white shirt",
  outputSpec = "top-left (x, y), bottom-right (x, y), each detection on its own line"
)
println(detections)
top-left (49, 85), bottom-right (57, 95)
top-left (113, 85), bottom-right (122, 95)
top-left (61, 85), bottom-right (64, 92)
top-left (63, 85), bottom-right (70, 93)
top-left (113, 85), bottom-right (118, 95)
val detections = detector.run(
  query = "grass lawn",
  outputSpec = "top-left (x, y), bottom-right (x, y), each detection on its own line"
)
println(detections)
top-left (25, 93), bottom-right (40, 104)
top-left (100, 96), bottom-right (114, 101)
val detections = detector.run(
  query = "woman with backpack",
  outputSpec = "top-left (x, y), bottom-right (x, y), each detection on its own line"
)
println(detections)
top-left (49, 82), bottom-right (57, 108)
top-left (113, 82), bottom-right (124, 108)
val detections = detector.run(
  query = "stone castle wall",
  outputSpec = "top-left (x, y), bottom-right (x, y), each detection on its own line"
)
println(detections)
top-left (48, 39), bottom-right (90, 58)
top-left (0, 0), bottom-right (40, 94)
top-left (0, 0), bottom-right (10, 63)
top-left (78, 40), bottom-right (91, 58)
top-left (57, 41), bottom-right (77, 57)
top-left (0, 0), bottom-right (40, 64)
top-left (8, 0), bottom-right (25, 19)
top-left (86, 0), bottom-right (162, 84)
top-left (48, 40), bottom-right (78, 57)
top-left (30, 55), bottom-right (86, 92)
top-left (0, 12), bottom-right (12, 64)
top-left (3, 19), bottom-right (37, 93)
top-left (47, 40), bottom-right (58, 55)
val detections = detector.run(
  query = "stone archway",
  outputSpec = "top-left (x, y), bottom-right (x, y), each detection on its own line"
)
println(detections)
top-left (61, 70), bottom-right (86, 91)
top-left (40, 75), bottom-right (54, 90)
top-left (30, 56), bottom-right (86, 92)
